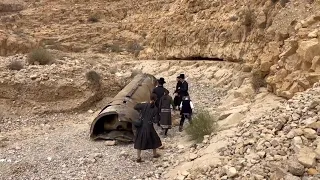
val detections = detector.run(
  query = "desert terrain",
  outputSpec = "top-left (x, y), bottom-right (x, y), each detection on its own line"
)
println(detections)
top-left (1, 0), bottom-right (320, 180)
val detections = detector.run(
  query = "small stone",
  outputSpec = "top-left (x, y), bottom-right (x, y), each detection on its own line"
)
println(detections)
top-left (288, 160), bottom-right (305, 176)
top-left (303, 128), bottom-right (317, 139)
top-left (47, 157), bottom-right (52, 162)
top-left (307, 168), bottom-right (319, 175)
top-left (271, 139), bottom-right (279, 147)
top-left (176, 175), bottom-right (185, 180)
top-left (181, 171), bottom-right (190, 176)
top-left (120, 151), bottom-right (129, 158)
top-left (292, 136), bottom-right (303, 152)
top-left (284, 174), bottom-right (301, 180)
top-left (88, 109), bottom-right (94, 114)
top-left (30, 74), bottom-right (40, 81)
top-left (308, 30), bottom-right (318, 38)
top-left (189, 153), bottom-right (198, 161)
top-left (297, 147), bottom-right (317, 168)
top-left (105, 140), bottom-right (116, 146)
top-left (224, 166), bottom-right (238, 178)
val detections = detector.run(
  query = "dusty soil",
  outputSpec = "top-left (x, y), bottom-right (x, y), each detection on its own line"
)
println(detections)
top-left (0, 58), bottom-right (235, 180)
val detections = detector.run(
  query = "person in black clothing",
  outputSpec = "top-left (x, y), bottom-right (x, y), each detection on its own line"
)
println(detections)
top-left (152, 77), bottom-right (168, 126)
top-left (179, 96), bottom-right (194, 132)
top-left (179, 74), bottom-right (189, 97)
top-left (133, 93), bottom-right (162, 162)
top-left (158, 89), bottom-right (173, 137)
top-left (152, 77), bottom-right (167, 108)
top-left (173, 76), bottom-right (182, 111)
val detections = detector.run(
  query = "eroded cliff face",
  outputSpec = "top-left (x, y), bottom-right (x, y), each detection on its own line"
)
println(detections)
top-left (135, 0), bottom-right (320, 98)
top-left (1, 0), bottom-right (320, 98)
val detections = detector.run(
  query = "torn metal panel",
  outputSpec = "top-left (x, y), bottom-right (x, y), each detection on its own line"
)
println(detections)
top-left (90, 73), bottom-right (157, 142)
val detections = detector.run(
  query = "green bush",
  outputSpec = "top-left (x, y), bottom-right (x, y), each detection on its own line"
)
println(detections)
top-left (27, 48), bottom-right (54, 65)
top-left (185, 110), bottom-right (218, 143)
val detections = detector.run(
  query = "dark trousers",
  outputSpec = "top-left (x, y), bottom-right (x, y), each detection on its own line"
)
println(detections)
top-left (174, 96), bottom-right (182, 110)
top-left (180, 114), bottom-right (192, 127)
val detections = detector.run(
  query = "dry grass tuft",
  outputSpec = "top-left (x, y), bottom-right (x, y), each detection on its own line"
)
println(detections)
top-left (7, 60), bottom-right (24, 71)
top-left (27, 48), bottom-right (54, 65)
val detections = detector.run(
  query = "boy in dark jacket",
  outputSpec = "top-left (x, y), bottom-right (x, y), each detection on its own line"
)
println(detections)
top-left (179, 96), bottom-right (194, 132)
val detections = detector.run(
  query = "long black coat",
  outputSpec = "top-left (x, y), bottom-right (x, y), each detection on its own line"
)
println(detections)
top-left (179, 81), bottom-right (189, 97)
top-left (174, 81), bottom-right (182, 106)
top-left (158, 95), bottom-right (172, 129)
top-left (133, 103), bottom-right (162, 150)
top-left (152, 86), bottom-right (167, 107)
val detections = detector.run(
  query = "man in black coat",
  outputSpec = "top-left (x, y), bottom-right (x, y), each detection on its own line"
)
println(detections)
top-left (179, 74), bottom-right (189, 97)
top-left (152, 77), bottom-right (167, 108)
top-left (152, 77), bottom-right (168, 126)
top-left (173, 76), bottom-right (182, 111)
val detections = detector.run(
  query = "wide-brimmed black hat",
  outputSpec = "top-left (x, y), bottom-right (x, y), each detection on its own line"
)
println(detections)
top-left (157, 77), bottom-right (166, 84)
top-left (179, 74), bottom-right (185, 79)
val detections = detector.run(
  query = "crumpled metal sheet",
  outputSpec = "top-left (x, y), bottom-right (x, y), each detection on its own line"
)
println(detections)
top-left (90, 73), bottom-right (157, 142)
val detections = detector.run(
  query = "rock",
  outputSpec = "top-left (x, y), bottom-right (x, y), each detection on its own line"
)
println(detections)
top-left (297, 147), bottom-right (317, 168)
top-left (189, 153), bottom-right (198, 161)
top-left (315, 143), bottom-right (320, 159)
top-left (292, 136), bottom-right (303, 152)
top-left (47, 157), bottom-right (52, 162)
top-left (30, 74), bottom-right (38, 80)
top-left (270, 167), bottom-right (287, 180)
top-left (181, 171), bottom-right (190, 177)
top-left (307, 168), bottom-right (319, 175)
top-left (105, 140), bottom-right (116, 146)
top-left (176, 175), bottom-right (185, 180)
top-left (88, 109), bottom-right (94, 114)
top-left (296, 38), bottom-right (320, 63)
top-left (308, 30), bottom-right (318, 38)
top-left (119, 151), bottom-right (129, 158)
top-left (224, 166), bottom-right (238, 178)
top-left (303, 128), bottom-right (317, 139)
top-left (288, 160), bottom-right (305, 176)
top-left (284, 174), bottom-right (301, 180)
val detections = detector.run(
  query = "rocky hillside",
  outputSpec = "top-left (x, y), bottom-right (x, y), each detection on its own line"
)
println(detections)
top-left (1, 0), bottom-right (320, 98)
top-left (160, 82), bottom-right (320, 180)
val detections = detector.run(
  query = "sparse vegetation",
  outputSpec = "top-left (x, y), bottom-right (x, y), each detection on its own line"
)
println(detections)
top-left (242, 9), bottom-right (254, 27)
top-left (27, 48), bottom-right (54, 65)
top-left (7, 60), bottom-right (24, 71)
top-left (103, 43), bottom-right (123, 53)
top-left (88, 14), bottom-right (99, 23)
top-left (251, 70), bottom-right (267, 92)
top-left (130, 69), bottom-right (142, 78)
top-left (86, 70), bottom-right (101, 87)
top-left (185, 110), bottom-right (218, 143)
top-left (127, 41), bottom-right (143, 57)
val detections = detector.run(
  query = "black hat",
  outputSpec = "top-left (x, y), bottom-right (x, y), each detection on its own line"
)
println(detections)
top-left (179, 74), bottom-right (185, 79)
top-left (157, 77), bottom-right (166, 84)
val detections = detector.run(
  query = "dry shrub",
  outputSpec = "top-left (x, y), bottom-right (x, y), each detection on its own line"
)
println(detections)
top-left (251, 70), bottom-right (267, 92)
top-left (130, 69), bottom-right (142, 78)
top-left (242, 9), bottom-right (254, 27)
top-left (103, 43), bottom-right (123, 53)
top-left (27, 48), bottom-right (54, 65)
top-left (280, 0), bottom-right (289, 7)
top-left (127, 41), bottom-right (143, 57)
top-left (86, 70), bottom-right (101, 86)
top-left (88, 14), bottom-right (99, 23)
top-left (185, 110), bottom-right (218, 143)
top-left (7, 60), bottom-right (24, 71)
